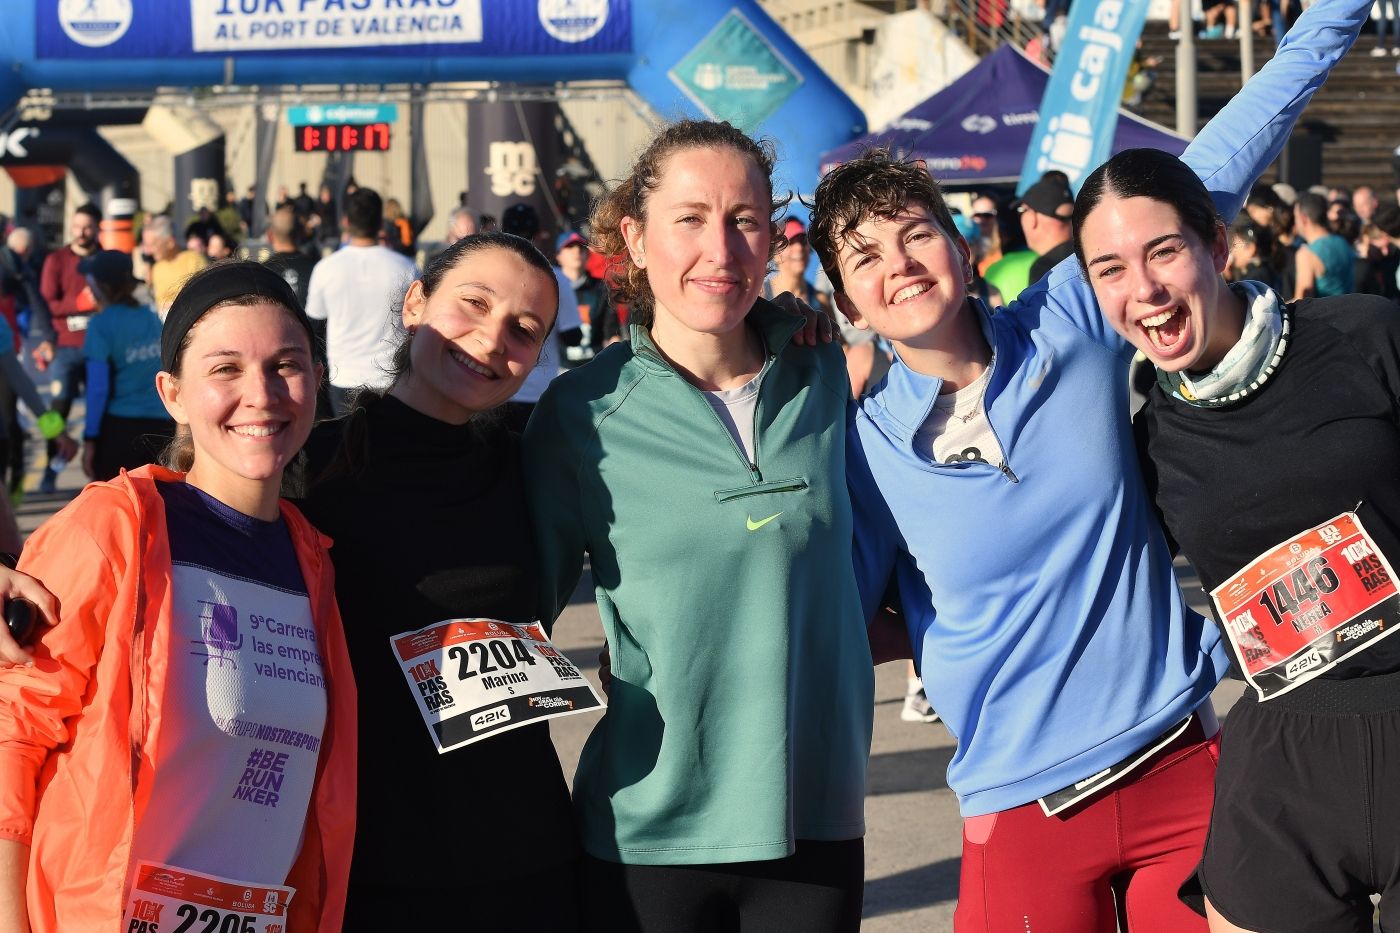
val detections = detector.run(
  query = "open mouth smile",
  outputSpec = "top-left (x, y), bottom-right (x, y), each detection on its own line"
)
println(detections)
top-left (450, 348), bottom-right (498, 379)
top-left (1138, 306), bottom-right (1189, 355)
top-left (892, 283), bottom-right (932, 304)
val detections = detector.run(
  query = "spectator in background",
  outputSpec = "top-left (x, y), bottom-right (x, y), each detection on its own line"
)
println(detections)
top-left (445, 206), bottom-right (477, 245)
top-left (293, 182), bottom-right (315, 220)
top-left (557, 230), bottom-right (617, 363)
top-left (764, 218), bottom-right (829, 312)
top-left (382, 198), bottom-right (415, 257)
top-left (0, 228), bottom-right (47, 499)
top-left (184, 222), bottom-right (210, 257)
top-left (950, 209), bottom-right (1003, 307)
top-left (500, 203), bottom-right (581, 433)
top-left (971, 194), bottom-right (1004, 273)
top-left (216, 189), bottom-right (242, 240)
top-left (1201, 0), bottom-right (1239, 39)
top-left (1294, 191), bottom-right (1356, 298)
top-left (142, 214), bottom-right (209, 315)
top-left (77, 250), bottom-right (172, 481)
top-left (1228, 214), bottom-right (1284, 292)
top-left (1246, 183), bottom-right (1298, 294)
top-left (313, 183), bottom-right (338, 249)
top-left (36, 203), bottom-right (101, 494)
top-left (0, 229), bottom-right (41, 346)
top-left (1361, 202), bottom-right (1400, 300)
top-left (1377, 0), bottom-right (1400, 55)
top-left (206, 229), bottom-right (236, 261)
top-left (1353, 184), bottom-right (1380, 223)
top-left (1015, 173), bottom-right (1076, 285)
top-left (264, 207), bottom-right (318, 308)
top-left (236, 184), bottom-right (258, 233)
top-left (305, 187), bottom-right (418, 415)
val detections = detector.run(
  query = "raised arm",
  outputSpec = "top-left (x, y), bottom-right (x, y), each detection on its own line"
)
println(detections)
top-left (1032, 0), bottom-right (1369, 347)
top-left (1184, 0), bottom-right (1371, 221)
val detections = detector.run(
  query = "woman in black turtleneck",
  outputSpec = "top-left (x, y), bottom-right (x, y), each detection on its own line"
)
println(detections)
top-left (293, 233), bottom-right (580, 929)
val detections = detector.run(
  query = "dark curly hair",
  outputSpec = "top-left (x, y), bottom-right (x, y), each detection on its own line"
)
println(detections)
top-left (807, 149), bottom-right (960, 295)
top-left (589, 119), bottom-right (789, 328)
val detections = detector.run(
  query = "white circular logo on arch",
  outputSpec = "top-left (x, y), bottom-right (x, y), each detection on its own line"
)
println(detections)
top-left (58, 0), bottom-right (132, 48)
top-left (538, 0), bottom-right (610, 43)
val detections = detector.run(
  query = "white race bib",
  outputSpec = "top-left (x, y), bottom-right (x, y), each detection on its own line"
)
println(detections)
top-left (124, 861), bottom-right (293, 933)
top-left (390, 618), bottom-right (604, 754)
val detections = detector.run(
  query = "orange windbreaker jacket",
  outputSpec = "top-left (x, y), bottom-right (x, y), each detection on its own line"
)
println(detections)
top-left (0, 465), bottom-right (356, 932)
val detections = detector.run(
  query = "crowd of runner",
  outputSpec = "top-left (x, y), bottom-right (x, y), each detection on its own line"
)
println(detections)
top-left (0, 0), bottom-right (1396, 930)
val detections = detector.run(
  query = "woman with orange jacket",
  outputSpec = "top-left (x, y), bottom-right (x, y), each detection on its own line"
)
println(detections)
top-left (0, 261), bottom-right (356, 933)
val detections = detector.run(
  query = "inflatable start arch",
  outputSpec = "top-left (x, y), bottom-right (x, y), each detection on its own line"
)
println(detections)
top-left (0, 0), bottom-right (865, 200)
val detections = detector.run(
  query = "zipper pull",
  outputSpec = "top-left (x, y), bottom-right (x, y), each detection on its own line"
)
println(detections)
top-left (998, 462), bottom-right (1019, 484)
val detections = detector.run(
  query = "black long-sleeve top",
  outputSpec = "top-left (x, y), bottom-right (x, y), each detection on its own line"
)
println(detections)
top-left (296, 394), bottom-right (579, 889)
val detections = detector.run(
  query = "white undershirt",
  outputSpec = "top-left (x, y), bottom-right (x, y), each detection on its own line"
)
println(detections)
top-left (704, 371), bottom-right (763, 464)
top-left (916, 363), bottom-right (1005, 467)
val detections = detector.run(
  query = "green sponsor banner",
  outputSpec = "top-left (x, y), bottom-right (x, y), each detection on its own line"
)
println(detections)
top-left (668, 10), bottom-right (802, 131)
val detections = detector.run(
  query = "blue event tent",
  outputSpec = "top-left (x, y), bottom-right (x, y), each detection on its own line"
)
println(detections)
top-left (821, 44), bottom-right (1188, 185)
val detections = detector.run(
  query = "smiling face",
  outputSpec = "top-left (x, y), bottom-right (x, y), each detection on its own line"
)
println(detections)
top-left (620, 145), bottom-right (771, 339)
top-left (777, 233), bottom-right (810, 276)
top-left (831, 204), bottom-right (972, 349)
top-left (1079, 193), bottom-right (1237, 373)
top-left (157, 302), bottom-right (319, 517)
top-left (393, 246), bottom-right (558, 423)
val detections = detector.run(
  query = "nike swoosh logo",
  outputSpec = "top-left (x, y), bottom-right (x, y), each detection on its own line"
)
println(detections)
top-left (747, 512), bottom-right (783, 531)
top-left (1029, 350), bottom-right (1054, 389)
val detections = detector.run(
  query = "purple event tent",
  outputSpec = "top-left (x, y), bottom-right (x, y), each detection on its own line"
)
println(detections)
top-left (820, 44), bottom-right (1188, 185)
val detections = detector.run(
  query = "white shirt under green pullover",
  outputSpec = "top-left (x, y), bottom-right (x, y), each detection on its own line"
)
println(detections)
top-left (524, 301), bottom-right (873, 865)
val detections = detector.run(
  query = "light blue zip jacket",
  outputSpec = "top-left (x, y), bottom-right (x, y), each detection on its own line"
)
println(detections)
top-left (849, 0), bottom-right (1370, 817)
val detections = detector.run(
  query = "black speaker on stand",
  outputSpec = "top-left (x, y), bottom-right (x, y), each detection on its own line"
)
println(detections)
top-left (1278, 132), bottom-right (1323, 192)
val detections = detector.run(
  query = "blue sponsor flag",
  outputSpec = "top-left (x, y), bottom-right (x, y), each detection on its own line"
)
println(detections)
top-left (1017, 0), bottom-right (1152, 194)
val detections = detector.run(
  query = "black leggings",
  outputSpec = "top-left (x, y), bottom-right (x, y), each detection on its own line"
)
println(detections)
top-left (581, 838), bottom-right (864, 933)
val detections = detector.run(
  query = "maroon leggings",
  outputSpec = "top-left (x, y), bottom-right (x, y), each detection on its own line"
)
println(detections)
top-left (954, 723), bottom-right (1219, 933)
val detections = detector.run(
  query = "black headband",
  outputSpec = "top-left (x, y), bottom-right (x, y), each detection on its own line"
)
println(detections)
top-left (161, 261), bottom-right (314, 373)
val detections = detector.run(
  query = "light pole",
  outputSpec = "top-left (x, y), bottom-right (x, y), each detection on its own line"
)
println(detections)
top-left (1238, 0), bottom-right (1255, 83)
top-left (1175, 0), bottom-right (1198, 137)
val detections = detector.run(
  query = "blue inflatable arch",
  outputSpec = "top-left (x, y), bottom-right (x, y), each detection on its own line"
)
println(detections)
top-left (0, 0), bottom-right (865, 199)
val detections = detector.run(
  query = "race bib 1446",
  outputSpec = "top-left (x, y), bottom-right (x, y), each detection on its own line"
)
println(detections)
top-left (391, 618), bottom-right (604, 754)
top-left (1211, 511), bottom-right (1400, 700)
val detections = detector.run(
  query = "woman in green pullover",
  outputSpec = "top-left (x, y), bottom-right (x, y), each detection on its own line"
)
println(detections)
top-left (524, 120), bottom-right (873, 932)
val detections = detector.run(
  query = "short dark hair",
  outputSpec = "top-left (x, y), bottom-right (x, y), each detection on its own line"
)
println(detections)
top-left (74, 202), bottom-right (102, 223)
top-left (1331, 209), bottom-right (1361, 243)
top-left (501, 203), bottom-right (541, 240)
top-left (808, 148), bottom-right (959, 294)
top-left (1245, 184), bottom-right (1285, 214)
top-left (344, 187), bottom-right (383, 238)
top-left (1294, 192), bottom-right (1329, 228)
top-left (1374, 202), bottom-right (1400, 238)
top-left (1073, 148), bottom-right (1222, 268)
